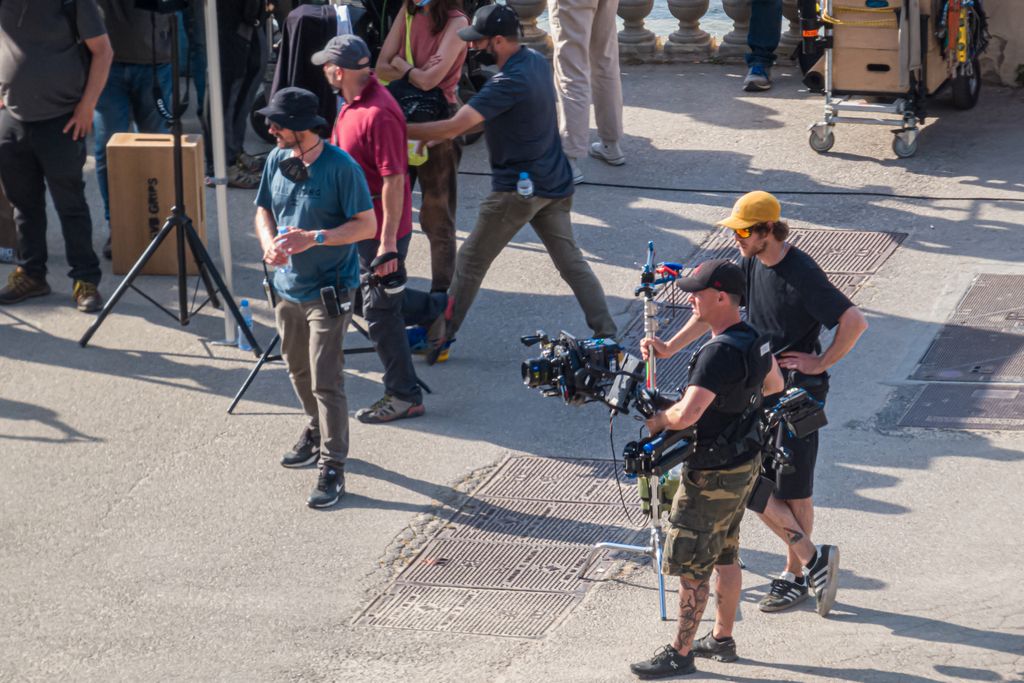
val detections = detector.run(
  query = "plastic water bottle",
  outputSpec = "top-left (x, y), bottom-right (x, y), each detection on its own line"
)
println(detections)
top-left (516, 171), bottom-right (534, 200)
top-left (238, 299), bottom-right (253, 351)
top-left (277, 227), bottom-right (292, 274)
top-left (667, 463), bottom-right (683, 482)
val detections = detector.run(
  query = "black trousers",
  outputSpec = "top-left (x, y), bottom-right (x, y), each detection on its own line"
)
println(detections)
top-left (0, 110), bottom-right (100, 285)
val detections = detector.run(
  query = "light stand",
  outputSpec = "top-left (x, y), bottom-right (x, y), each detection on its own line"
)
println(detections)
top-left (79, 16), bottom-right (262, 355)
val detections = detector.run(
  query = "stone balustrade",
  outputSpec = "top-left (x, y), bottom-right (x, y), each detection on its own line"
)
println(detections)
top-left (503, 0), bottom-right (1020, 86)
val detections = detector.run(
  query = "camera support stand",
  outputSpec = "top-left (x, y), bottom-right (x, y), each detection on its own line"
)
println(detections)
top-left (578, 475), bottom-right (673, 620)
top-left (79, 18), bottom-right (262, 355)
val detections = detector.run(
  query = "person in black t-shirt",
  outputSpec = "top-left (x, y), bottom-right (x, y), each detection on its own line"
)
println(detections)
top-left (631, 260), bottom-right (784, 680)
top-left (643, 191), bottom-right (869, 620)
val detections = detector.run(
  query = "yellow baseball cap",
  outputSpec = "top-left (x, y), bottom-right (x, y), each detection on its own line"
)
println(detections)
top-left (717, 191), bottom-right (781, 232)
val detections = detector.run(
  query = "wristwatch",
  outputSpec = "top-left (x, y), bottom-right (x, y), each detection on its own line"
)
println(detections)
top-left (314, 230), bottom-right (326, 245)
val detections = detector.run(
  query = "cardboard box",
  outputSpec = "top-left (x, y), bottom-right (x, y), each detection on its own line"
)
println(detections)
top-left (0, 185), bottom-right (15, 264)
top-left (107, 133), bottom-right (206, 275)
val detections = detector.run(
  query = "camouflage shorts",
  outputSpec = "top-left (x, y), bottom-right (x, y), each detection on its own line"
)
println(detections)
top-left (662, 456), bottom-right (760, 581)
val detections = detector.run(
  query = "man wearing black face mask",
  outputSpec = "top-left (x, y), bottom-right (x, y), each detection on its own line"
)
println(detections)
top-left (253, 87), bottom-right (376, 509)
top-left (407, 4), bottom-right (617, 364)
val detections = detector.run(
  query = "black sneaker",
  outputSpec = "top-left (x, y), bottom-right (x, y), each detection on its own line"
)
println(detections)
top-left (629, 644), bottom-right (696, 679)
top-left (758, 572), bottom-right (809, 613)
top-left (806, 544), bottom-right (840, 617)
top-left (307, 465), bottom-right (344, 508)
top-left (691, 631), bottom-right (738, 663)
top-left (281, 426), bottom-right (320, 468)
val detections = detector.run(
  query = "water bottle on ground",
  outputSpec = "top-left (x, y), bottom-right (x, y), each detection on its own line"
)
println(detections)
top-left (277, 227), bottom-right (293, 274)
top-left (516, 171), bottom-right (533, 200)
top-left (238, 299), bottom-right (254, 351)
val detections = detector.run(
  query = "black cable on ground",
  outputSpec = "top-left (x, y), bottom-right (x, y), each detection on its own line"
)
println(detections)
top-left (456, 170), bottom-right (1024, 203)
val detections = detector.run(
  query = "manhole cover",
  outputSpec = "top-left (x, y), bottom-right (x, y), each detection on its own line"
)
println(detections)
top-left (398, 539), bottom-right (607, 593)
top-left (946, 274), bottom-right (1024, 330)
top-left (899, 384), bottom-right (1024, 430)
top-left (355, 584), bottom-right (580, 639)
top-left (441, 498), bottom-right (643, 548)
top-left (911, 325), bottom-right (1024, 383)
top-left (476, 456), bottom-right (640, 505)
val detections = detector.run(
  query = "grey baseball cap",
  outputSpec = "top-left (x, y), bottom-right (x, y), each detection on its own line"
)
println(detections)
top-left (311, 34), bottom-right (372, 69)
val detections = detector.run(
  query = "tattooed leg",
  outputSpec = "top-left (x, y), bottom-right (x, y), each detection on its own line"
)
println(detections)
top-left (671, 575), bottom-right (711, 656)
top-left (757, 494), bottom-right (816, 571)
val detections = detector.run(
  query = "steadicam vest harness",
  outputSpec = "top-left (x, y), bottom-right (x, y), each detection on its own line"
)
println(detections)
top-left (686, 328), bottom-right (773, 468)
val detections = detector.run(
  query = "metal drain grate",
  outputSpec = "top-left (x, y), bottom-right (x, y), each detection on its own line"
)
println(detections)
top-left (440, 497), bottom-right (643, 548)
top-left (912, 325), bottom-right (1024, 383)
top-left (355, 584), bottom-right (581, 639)
top-left (945, 274), bottom-right (1024, 330)
top-left (475, 456), bottom-right (641, 505)
top-left (397, 539), bottom-right (607, 593)
top-left (899, 384), bottom-right (1024, 430)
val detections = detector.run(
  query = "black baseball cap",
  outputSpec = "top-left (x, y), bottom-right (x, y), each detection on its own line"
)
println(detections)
top-left (311, 34), bottom-right (372, 69)
top-left (256, 87), bottom-right (327, 132)
top-left (458, 4), bottom-right (521, 41)
top-left (676, 259), bottom-right (745, 298)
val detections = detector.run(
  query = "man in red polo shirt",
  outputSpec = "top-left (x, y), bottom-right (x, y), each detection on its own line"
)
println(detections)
top-left (313, 35), bottom-right (423, 423)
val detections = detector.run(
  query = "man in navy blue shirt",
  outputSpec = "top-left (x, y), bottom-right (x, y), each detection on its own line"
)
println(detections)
top-left (408, 4), bottom-right (617, 364)
top-left (253, 88), bottom-right (376, 509)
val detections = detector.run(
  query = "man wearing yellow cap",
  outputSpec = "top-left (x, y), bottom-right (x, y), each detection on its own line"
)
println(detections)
top-left (642, 191), bottom-right (868, 628)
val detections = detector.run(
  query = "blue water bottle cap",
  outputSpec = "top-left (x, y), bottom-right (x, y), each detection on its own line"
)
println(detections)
top-left (241, 299), bottom-right (249, 306)
top-left (519, 171), bottom-right (529, 180)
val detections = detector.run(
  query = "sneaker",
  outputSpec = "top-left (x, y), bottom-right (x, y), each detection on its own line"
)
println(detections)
top-left (691, 631), bottom-right (738, 663)
top-left (102, 236), bottom-right (112, 261)
top-left (589, 140), bottom-right (625, 166)
top-left (72, 280), bottom-right (102, 313)
top-left (758, 571), bottom-right (809, 613)
top-left (226, 161), bottom-right (261, 190)
top-left (307, 465), bottom-right (344, 508)
top-left (425, 295), bottom-right (455, 366)
top-left (629, 644), bottom-right (697, 679)
top-left (743, 64), bottom-right (772, 92)
top-left (0, 267), bottom-right (51, 305)
top-left (280, 425), bottom-right (320, 468)
top-left (355, 394), bottom-right (425, 424)
top-left (806, 544), bottom-right (840, 617)
top-left (568, 158), bottom-right (584, 185)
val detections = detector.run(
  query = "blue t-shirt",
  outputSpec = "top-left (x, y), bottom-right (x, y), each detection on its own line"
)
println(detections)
top-left (468, 47), bottom-right (573, 199)
top-left (255, 144), bottom-right (373, 303)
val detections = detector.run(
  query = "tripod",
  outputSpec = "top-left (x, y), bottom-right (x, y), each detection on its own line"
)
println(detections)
top-left (79, 18), bottom-right (262, 355)
top-left (578, 241), bottom-right (682, 620)
top-left (227, 263), bottom-right (432, 413)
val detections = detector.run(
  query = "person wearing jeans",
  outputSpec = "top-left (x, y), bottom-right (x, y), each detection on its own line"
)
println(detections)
top-left (547, 0), bottom-right (625, 183)
top-left (0, 0), bottom-right (112, 313)
top-left (408, 5), bottom-right (618, 364)
top-left (744, 0), bottom-right (783, 91)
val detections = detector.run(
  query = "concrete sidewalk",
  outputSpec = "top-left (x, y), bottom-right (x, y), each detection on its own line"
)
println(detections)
top-left (1, 64), bottom-right (1022, 682)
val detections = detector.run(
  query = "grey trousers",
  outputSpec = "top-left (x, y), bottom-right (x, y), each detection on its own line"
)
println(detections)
top-left (275, 297), bottom-right (351, 467)
top-left (448, 192), bottom-right (617, 339)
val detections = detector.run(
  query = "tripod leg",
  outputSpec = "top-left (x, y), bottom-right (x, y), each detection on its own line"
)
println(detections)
top-left (79, 217), bottom-right (180, 347)
top-left (653, 527), bottom-right (667, 621)
top-left (228, 334), bottom-right (281, 414)
top-left (184, 223), bottom-right (264, 356)
top-left (176, 213), bottom-right (188, 324)
top-left (184, 219), bottom-right (221, 310)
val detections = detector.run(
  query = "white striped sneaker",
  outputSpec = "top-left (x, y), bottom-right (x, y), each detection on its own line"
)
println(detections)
top-left (806, 544), bottom-right (840, 617)
top-left (758, 572), bottom-right (809, 612)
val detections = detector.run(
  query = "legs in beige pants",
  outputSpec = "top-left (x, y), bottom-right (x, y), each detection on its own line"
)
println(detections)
top-left (548, 0), bottom-right (624, 160)
top-left (448, 192), bottom-right (617, 339)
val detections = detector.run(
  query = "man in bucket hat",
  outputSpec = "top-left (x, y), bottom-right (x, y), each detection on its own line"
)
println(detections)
top-left (254, 86), bottom-right (376, 508)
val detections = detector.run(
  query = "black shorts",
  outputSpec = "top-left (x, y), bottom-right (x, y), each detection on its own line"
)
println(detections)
top-left (763, 371), bottom-right (829, 500)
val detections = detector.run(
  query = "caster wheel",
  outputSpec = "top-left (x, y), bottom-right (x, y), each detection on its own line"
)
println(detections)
top-left (892, 132), bottom-right (918, 158)
top-left (809, 128), bottom-right (835, 153)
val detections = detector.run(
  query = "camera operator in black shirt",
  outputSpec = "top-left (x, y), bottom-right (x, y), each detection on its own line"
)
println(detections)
top-left (630, 259), bottom-right (784, 679)
top-left (643, 191), bottom-right (868, 622)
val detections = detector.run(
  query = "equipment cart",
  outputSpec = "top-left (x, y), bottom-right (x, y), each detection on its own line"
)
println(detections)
top-left (805, 0), bottom-right (989, 158)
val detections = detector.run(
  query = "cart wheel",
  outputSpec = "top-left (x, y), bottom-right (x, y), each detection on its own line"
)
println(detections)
top-left (808, 128), bottom-right (835, 154)
top-left (892, 132), bottom-right (918, 158)
top-left (951, 58), bottom-right (982, 110)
